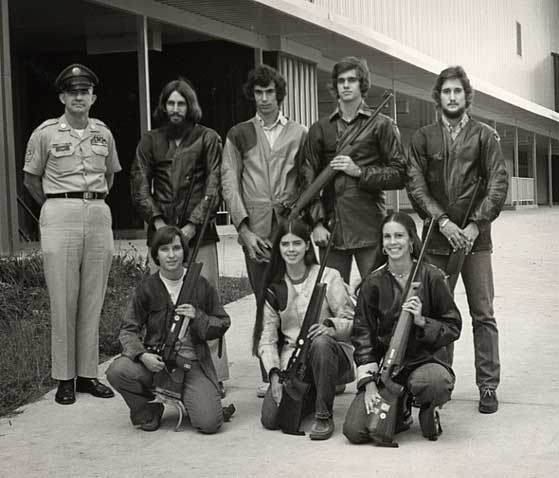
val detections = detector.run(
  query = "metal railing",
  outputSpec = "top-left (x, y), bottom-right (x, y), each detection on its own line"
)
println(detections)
top-left (510, 177), bottom-right (535, 205)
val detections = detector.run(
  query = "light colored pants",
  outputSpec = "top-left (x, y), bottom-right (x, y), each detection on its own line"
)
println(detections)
top-left (149, 242), bottom-right (229, 382)
top-left (40, 198), bottom-right (114, 380)
top-left (106, 356), bottom-right (223, 433)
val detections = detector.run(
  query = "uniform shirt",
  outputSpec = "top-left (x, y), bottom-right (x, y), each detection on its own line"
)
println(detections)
top-left (23, 115), bottom-right (121, 194)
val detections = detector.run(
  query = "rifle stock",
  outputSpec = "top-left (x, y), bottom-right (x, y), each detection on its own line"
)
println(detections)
top-left (152, 195), bottom-right (217, 398)
top-left (286, 93), bottom-right (394, 222)
top-left (367, 219), bottom-right (436, 447)
top-left (277, 221), bottom-right (336, 435)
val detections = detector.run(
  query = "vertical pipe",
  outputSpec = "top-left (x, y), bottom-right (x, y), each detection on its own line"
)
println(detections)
top-left (532, 132), bottom-right (537, 205)
top-left (136, 15), bottom-right (151, 135)
top-left (0, 0), bottom-right (19, 254)
top-left (548, 138), bottom-right (553, 206)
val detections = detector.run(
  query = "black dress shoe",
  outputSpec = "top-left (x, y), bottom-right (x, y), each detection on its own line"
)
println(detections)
top-left (76, 377), bottom-right (115, 398)
top-left (55, 379), bottom-right (76, 405)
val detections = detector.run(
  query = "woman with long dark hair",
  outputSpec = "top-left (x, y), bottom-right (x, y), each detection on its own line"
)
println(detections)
top-left (253, 218), bottom-right (355, 440)
top-left (343, 212), bottom-right (461, 444)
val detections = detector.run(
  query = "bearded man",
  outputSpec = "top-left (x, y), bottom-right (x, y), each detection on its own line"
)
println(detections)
top-left (130, 79), bottom-right (229, 394)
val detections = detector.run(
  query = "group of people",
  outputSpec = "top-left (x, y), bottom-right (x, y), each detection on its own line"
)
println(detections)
top-left (24, 55), bottom-right (508, 441)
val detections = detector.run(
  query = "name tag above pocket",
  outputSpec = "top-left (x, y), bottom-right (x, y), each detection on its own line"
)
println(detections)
top-left (53, 143), bottom-right (72, 153)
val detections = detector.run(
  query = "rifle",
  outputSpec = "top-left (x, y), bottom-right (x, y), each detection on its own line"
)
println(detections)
top-left (152, 195), bottom-right (216, 399)
top-left (285, 92), bottom-right (394, 221)
top-left (276, 219), bottom-right (337, 435)
top-left (445, 177), bottom-right (484, 292)
top-left (367, 218), bottom-right (436, 447)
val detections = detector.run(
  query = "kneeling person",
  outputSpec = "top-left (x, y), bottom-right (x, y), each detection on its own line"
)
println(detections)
top-left (107, 226), bottom-right (231, 433)
top-left (254, 219), bottom-right (355, 440)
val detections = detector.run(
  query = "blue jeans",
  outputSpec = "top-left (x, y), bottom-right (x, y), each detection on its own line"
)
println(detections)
top-left (428, 251), bottom-right (500, 390)
top-left (106, 356), bottom-right (223, 434)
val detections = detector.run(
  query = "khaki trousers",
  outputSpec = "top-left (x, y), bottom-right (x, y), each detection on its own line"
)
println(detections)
top-left (40, 199), bottom-right (114, 380)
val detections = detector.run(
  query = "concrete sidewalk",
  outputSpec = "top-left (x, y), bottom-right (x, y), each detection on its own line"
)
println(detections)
top-left (1, 208), bottom-right (559, 477)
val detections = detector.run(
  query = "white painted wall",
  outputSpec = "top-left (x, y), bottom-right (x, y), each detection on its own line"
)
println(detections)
top-left (307, 0), bottom-right (559, 110)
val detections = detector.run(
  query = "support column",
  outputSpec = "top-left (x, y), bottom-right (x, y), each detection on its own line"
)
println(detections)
top-left (0, 0), bottom-right (19, 255)
top-left (532, 132), bottom-right (537, 205)
top-left (136, 15), bottom-right (151, 135)
top-left (549, 138), bottom-right (553, 206)
top-left (254, 48), bottom-right (263, 66)
top-left (391, 80), bottom-right (400, 212)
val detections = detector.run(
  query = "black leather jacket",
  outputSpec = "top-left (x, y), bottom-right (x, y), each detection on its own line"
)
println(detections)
top-left (407, 117), bottom-right (509, 255)
top-left (352, 263), bottom-right (461, 380)
top-left (302, 106), bottom-right (407, 250)
top-left (131, 124), bottom-right (222, 246)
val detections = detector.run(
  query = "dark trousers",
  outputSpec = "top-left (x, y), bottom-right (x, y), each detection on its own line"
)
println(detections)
top-left (319, 245), bottom-right (377, 283)
top-left (261, 335), bottom-right (351, 429)
top-left (343, 363), bottom-right (454, 444)
top-left (428, 252), bottom-right (500, 390)
top-left (106, 356), bottom-right (223, 434)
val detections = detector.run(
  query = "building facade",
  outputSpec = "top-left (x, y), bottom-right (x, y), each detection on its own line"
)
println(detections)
top-left (1, 0), bottom-right (558, 254)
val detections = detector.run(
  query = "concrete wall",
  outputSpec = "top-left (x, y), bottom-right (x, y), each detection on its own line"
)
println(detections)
top-left (308, 0), bottom-right (559, 110)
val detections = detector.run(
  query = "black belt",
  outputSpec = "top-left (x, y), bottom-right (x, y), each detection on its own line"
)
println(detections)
top-left (46, 192), bottom-right (107, 200)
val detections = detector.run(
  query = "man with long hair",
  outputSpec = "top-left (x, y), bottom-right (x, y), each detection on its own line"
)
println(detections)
top-left (221, 65), bottom-right (307, 397)
top-left (407, 65), bottom-right (509, 414)
top-left (302, 56), bottom-right (407, 284)
top-left (130, 79), bottom-right (229, 395)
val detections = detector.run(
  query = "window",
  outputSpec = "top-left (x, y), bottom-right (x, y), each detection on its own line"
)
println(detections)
top-left (516, 21), bottom-right (522, 57)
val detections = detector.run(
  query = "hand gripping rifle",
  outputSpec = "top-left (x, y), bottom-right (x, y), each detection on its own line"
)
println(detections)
top-left (276, 219), bottom-right (337, 435)
top-left (367, 218), bottom-right (436, 447)
top-left (152, 195), bottom-right (217, 399)
top-left (285, 92), bottom-right (394, 222)
top-left (445, 177), bottom-right (484, 292)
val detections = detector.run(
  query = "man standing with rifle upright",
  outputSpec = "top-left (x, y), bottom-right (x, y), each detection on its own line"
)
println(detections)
top-left (131, 79), bottom-right (229, 396)
top-left (302, 56), bottom-right (407, 284)
top-left (407, 66), bottom-right (509, 414)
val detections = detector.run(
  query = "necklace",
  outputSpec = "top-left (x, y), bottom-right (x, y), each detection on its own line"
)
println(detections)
top-left (286, 266), bottom-right (310, 285)
top-left (388, 267), bottom-right (412, 279)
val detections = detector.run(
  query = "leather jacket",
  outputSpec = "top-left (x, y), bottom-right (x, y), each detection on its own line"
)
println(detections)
top-left (131, 124), bottom-right (222, 246)
top-left (119, 273), bottom-right (230, 385)
top-left (407, 117), bottom-right (509, 255)
top-left (302, 106), bottom-right (407, 249)
top-left (352, 262), bottom-right (461, 381)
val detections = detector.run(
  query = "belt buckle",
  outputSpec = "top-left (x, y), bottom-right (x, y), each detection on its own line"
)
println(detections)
top-left (83, 192), bottom-right (94, 200)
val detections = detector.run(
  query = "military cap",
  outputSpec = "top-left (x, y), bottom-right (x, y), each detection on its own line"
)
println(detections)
top-left (55, 64), bottom-right (99, 92)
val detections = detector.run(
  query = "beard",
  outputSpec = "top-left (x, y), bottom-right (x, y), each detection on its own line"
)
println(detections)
top-left (164, 115), bottom-right (192, 140)
top-left (441, 105), bottom-right (466, 120)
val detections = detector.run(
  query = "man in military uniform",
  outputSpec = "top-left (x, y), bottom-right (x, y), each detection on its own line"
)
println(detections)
top-left (23, 63), bottom-right (121, 405)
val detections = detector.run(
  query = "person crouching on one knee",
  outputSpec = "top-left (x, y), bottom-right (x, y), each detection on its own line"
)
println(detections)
top-left (254, 218), bottom-right (355, 440)
top-left (107, 226), bottom-right (231, 433)
top-left (343, 212), bottom-right (462, 444)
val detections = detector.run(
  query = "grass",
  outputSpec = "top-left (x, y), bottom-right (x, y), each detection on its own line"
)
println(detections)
top-left (0, 250), bottom-right (252, 418)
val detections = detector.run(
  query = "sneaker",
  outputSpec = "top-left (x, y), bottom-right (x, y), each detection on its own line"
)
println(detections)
top-left (479, 388), bottom-right (498, 414)
top-left (140, 403), bottom-right (164, 432)
top-left (309, 417), bottom-right (334, 440)
top-left (256, 383), bottom-right (268, 398)
top-left (419, 405), bottom-right (442, 441)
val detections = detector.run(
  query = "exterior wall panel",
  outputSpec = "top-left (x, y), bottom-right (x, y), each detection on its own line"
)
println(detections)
top-left (307, 0), bottom-right (559, 111)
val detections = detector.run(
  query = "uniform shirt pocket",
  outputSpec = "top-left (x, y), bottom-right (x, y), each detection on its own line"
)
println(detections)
top-left (49, 143), bottom-right (76, 173)
top-left (89, 144), bottom-right (109, 173)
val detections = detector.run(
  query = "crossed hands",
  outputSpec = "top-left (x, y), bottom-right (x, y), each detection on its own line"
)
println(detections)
top-left (441, 220), bottom-right (479, 253)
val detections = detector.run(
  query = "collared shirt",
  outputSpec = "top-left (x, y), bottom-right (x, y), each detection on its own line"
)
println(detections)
top-left (329, 101), bottom-right (372, 141)
top-left (23, 114), bottom-right (121, 194)
top-left (441, 113), bottom-right (470, 141)
top-left (256, 111), bottom-right (288, 148)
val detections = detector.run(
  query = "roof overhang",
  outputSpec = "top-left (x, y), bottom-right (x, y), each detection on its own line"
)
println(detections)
top-left (93, 0), bottom-right (559, 139)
